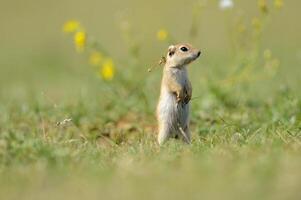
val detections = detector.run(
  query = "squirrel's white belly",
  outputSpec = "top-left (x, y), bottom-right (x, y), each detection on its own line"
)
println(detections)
top-left (157, 86), bottom-right (189, 135)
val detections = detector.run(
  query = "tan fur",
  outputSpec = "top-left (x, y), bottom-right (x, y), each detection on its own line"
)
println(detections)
top-left (156, 43), bottom-right (201, 145)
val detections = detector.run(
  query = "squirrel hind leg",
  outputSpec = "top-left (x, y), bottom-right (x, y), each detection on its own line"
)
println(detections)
top-left (158, 123), bottom-right (171, 145)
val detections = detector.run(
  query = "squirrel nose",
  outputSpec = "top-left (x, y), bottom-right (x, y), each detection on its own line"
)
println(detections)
top-left (197, 51), bottom-right (201, 57)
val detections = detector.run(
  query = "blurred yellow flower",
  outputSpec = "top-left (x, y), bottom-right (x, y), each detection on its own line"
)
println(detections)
top-left (74, 31), bottom-right (86, 52)
top-left (89, 51), bottom-right (103, 66)
top-left (63, 20), bottom-right (80, 33)
top-left (258, 0), bottom-right (268, 13)
top-left (100, 58), bottom-right (115, 81)
top-left (274, 0), bottom-right (283, 9)
top-left (157, 29), bottom-right (168, 41)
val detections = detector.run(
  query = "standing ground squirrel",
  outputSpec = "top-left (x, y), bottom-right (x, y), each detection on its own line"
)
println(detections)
top-left (156, 43), bottom-right (201, 145)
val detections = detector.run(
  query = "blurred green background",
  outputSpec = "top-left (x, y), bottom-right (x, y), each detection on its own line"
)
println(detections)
top-left (0, 0), bottom-right (300, 97)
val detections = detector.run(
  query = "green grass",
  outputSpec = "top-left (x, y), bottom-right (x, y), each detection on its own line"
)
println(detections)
top-left (0, 55), bottom-right (301, 199)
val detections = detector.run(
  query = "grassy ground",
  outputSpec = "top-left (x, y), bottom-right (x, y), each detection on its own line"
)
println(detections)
top-left (1, 52), bottom-right (301, 199)
top-left (1, 1), bottom-right (301, 200)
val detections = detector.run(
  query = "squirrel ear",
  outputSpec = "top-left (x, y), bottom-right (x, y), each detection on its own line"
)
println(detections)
top-left (168, 45), bottom-right (176, 57)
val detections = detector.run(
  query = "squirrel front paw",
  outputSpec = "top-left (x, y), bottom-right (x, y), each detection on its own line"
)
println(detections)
top-left (183, 94), bottom-right (191, 104)
top-left (176, 91), bottom-right (183, 103)
top-left (183, 85), bottom-right (192, 104)
top-left (176, 94), bottom-right (181, 103)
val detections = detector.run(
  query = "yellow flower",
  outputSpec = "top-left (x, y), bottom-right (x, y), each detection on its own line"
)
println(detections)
top-left (258, 0), bottom-right (268, 13)
top-left (63, 20), bottom-right (80, 33)
top-left (100, 58), bottom-right (115, 81)
top-left (157, 29), bottom-right (168, 41)
top-left (74, 31), bottom-right (86, 52)
top-left (89, 51), bottom-right (103, 66)
top-left (274, 0), bottom-right (283, 9)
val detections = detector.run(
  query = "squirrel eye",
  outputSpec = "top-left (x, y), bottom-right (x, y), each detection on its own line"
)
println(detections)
top-left (180, 47), bottom-right (188, 52)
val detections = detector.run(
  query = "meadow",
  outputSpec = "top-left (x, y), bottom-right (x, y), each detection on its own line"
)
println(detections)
top-left (0, 0), bottom-right (301, 199)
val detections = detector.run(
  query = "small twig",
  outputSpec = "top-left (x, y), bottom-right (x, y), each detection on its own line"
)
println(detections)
top-left (148, 56), bottom-right (166, 72)
top-left (190, 95), bottom-right (202, 101)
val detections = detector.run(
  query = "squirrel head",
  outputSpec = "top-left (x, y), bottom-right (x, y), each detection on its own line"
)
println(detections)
top-left (166, 43), bottom-right (201, 68)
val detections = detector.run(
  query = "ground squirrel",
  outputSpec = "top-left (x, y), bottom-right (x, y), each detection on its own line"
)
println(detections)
top-left (156, 43), bottom-right (201, 145)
